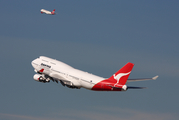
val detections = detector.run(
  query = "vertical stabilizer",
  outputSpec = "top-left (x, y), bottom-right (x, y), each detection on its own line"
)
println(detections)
top-left (51, 9), bottom-right (55, 14)
top-left (108, 62), bottom-right (134, 85)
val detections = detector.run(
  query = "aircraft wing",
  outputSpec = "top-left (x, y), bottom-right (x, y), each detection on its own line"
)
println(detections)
top-left (49, 73), bottom-right (74, 86)
top-left (50, 73), bottom-right (64, 80)
top-left (127, 75), bottom-right (158, 82)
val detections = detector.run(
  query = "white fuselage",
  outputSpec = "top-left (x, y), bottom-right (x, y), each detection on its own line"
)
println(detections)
top-left (31, 56), bottom-right (105, 90)
top-left (41, 9), bottom-right (52, 14)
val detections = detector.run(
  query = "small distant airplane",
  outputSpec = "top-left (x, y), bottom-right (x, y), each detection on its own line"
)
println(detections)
top-left (40, 9), bottom-right (55, 15)
top-left (31, 56), bottom-right (158, 91)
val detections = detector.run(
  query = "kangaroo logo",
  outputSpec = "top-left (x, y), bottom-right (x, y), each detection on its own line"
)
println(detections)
top-left (113, 72), bottom-right (131, 85)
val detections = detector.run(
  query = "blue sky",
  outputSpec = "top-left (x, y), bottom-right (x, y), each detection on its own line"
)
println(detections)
top-left (0, 0), bottom-right (179, 120)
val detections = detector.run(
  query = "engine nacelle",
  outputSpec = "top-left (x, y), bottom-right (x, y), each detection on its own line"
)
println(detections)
top-left (33, 74), bottom-right (50, 83)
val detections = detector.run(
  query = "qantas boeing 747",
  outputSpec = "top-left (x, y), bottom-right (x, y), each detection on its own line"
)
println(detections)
top-left (40, 9), bottom-right (56, 15)
top-left (31, 56), bottom-right (158, 91)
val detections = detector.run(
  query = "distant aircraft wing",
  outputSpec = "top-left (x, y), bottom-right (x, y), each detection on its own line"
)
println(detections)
top-left (127, 75), bottom-right (158, 82)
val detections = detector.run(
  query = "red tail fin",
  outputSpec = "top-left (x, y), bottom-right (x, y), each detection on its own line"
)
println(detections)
top-left (51, 9), bottom-right (55, 14)
top-left (108, 62), bottom-right (134, 85)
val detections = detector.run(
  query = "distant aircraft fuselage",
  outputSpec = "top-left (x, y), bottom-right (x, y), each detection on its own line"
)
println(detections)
top-left (41, 9), bottom-right (55, 15)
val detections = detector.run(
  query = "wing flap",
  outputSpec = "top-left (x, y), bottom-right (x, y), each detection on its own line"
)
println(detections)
top-left (49, 73), bottom-right (74, 86)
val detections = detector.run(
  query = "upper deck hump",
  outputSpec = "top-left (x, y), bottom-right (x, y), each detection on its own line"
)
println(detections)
top-left (39, 56), bottom-right (73, 69)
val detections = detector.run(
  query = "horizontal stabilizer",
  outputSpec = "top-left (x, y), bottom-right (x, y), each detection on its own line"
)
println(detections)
top-left (127, 86), bottom-right (146, 89)
top-left (127, 75), bottom-right (159, 82)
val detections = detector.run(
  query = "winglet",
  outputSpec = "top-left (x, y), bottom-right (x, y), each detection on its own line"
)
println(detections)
top-left (152, 75), bottom-right (159, 80)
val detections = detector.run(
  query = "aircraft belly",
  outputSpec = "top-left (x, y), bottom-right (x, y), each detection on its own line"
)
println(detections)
top-left (80, 80), bottom-right (95, 90)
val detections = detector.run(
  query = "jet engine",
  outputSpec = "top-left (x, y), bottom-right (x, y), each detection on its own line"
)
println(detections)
top-left (33, 74), bottom-right (50, 83)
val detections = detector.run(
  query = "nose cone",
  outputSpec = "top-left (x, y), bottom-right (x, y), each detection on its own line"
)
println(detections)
top-left (31, 59), bottom-right (39, 68)
top-left (31, 61), bottom-right (35, 68)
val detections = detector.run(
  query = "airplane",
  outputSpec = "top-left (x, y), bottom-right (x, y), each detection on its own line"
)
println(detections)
top-left (31, 56), bottom-right (158, 91)
top-left (40, 9), bottom-right (55, 15)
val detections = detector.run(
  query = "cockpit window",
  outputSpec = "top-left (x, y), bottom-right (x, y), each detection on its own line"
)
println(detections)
top-left (32, 62), bottom-right (38, 66)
